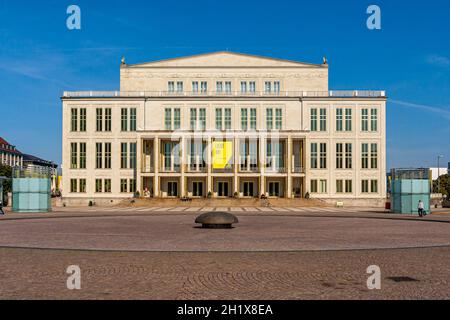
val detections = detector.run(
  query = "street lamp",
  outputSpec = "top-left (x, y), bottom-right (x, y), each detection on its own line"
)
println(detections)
top-left (437, 155), bottom-right (444, 194)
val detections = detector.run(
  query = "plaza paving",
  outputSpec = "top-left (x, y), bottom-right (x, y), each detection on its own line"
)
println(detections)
top-left (0, 208), bottom-right (450, 299)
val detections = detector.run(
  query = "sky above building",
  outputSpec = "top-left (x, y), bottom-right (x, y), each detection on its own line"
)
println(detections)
top-left (0, 0), bottom-right (449, 168)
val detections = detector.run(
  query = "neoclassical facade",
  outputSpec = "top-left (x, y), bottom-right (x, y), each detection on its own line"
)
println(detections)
top-left (61, 52), bottom-right (387, 206)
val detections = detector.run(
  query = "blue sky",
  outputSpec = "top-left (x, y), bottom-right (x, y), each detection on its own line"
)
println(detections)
top-left (0, 0), bottom-right (449, 169)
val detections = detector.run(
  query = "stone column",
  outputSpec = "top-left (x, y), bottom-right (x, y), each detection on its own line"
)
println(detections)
top-left (207, 136), bottom-right (212, 196)
top-left (180, 136), bottom-right (186, 197)
top-left (287, 136), bottom-right (293, 198)
top-left (234, 137), bottom-right (239, 195)
top-left (153, 137), bottom-right (159, 197)
top-left (259, 136), bottom-right (265, 197)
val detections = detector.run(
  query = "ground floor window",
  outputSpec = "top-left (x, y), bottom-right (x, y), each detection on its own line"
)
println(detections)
top-left (268, 182), bottom-right (280, 197)
top-left (243, 182), bottom-right (254, 197)
top-left (312, 179), bottom-right (327, 194)
top-left (168, 182), bottom-right (178, 197)
top-left (192, 182), bottom-right (203, 197)
top-left (70, 179), bottom-right (77, 193)
top-left (79, 179), bottom-right (86, 193)
top-left (95, 179), bottom-right (103, 193)
top-left (121, 179), bottom-right (128, 193)
top-left (217, 182), bottom-right (229, 197)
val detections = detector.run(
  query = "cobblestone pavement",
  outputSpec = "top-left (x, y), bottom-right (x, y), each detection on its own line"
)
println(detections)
top-left (1, 213), bottom-right (450, 251)
top-left (0, 247), bottom-right (449, 300)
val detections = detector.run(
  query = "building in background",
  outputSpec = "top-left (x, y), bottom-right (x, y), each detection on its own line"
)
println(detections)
top-left (61, 51), bottom-right (387, 206)
top-left (429, 167), bottom-right (449, 181)
top-left (0, 137), bottom-right (23, 168)
top-left (22, 154), bottom-right (59, 192)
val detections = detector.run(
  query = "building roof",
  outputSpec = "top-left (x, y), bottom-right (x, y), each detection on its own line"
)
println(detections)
top-left (22, 154), bottom-right (58, 169)
top-left (0, 137), bottom-right (22, 155)
top-left (123, 51), bottom-right (327, 68)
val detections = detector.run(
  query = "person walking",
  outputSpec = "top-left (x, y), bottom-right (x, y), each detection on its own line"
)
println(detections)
top-left (0, 200), bottom-right (5, 215)
top-left (418, 200), bottom-right (425, 217)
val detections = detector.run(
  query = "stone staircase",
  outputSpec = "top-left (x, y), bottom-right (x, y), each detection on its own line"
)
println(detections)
top-left (118, 197), bottom-right (329, 208)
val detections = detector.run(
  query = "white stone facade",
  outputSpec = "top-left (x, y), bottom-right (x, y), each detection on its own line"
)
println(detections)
top-left (61, 52), bottom-right (387, 206)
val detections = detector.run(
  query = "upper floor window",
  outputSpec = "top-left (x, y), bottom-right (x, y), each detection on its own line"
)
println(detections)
top-left (168, 81), bottom-right (175, 93)
top-left (130, 108), bottom-right (137, 131)
top-left (190, 108), bottom-right (207, 131)
top-left (362, 109), bottom-right (369, 132)
top-left (176, 81), bottom-right (183, 93)
top-left (240, 81), bottom-right (247, 93)
top-left (241, 108), bottom-right (257, 131)
top-left (105, 109), bottom-right (112, 132)
top-left (224, 108), bottom-right (232, 130)
top-left (79, 109), bottom-right (87, 132)
top-left (345, 109), bottom-right (352, 131)
top-left (192, 81), bottom-right (199, 93)
top-left (266, 109), bottom-right (273, 130)
top-left (121, 108), bottom-right (128, 131)
top-left (311, 108), bottom-right (326, 132)
top-left (190, 108), bottom-right (197, 130)
top-left (241, 109), bottom-right (248, 131)
top-left (201, 81), bottom-right (208, 93)
top-left (371, 109), bottom-right (378, 132)
top-left (71, 109), bottom-right (78, 132)
top-left (264, 81), bottom-right (280, 93)
top-left (216, 82), bottom-right (223, 93)
top-left (264, 81), bottom-right (271, 93)
top-left (215, 108), bottom-right (223, 131)
top-left (96, 109), bottom-right (103, 132)
top-left (337, 108), bottom-right (352, 132)
top-left (164, 108), bottom-right (180, 130)
top-left (275, 108), bottom-right (283, 130)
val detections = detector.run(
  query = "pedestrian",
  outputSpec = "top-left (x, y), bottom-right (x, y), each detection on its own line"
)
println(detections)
top-left (0, 200), bottom-right (5, 215)
top-left (418, 200), bottom-right (424, 217)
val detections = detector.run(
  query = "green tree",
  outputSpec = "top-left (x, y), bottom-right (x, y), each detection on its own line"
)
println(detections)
top-left (433, 174), bottom-right (450, 198)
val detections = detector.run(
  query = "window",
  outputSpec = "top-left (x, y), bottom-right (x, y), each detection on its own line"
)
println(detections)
top-left (104, 143), bottom-right (111, 169)
top-left (266, 109), bottom-right (273, 130)
top-left (336, 109), bottom-right (343, 132)
top-left (70, 143), bottom-right (78, 169)
top-left (240, 81), bottom-right (247, 93)
top-left (311, 143), bottom-right (318, 169)
top-left (120, 179), bottom-right (128, 193)
top-left (216, 81), bottom-right (223, 92)
top-left (121, 143), bottom-right (128, 169)
top-left (311, 109), bottom-right (318, 132)
top-left (241, 109), bottom-right (248, 131)
top-left (96, 109), bottom-right (103, 132)
top-left (250, 108), bottom-right (257, 130)
top-left (362, 143), bottom-right (369, 169)
top-left (79, 143), bottom-right (86, 169)
top-left (174, 108), bottom-right (181, 130)
top-left (319, 109), bottom-right (327, 131)
top-left (104, 179), bottom-right (112, 193)
top-left (345, 109), bottom-right (352, 131)
top-left (371, 143), bottom-right (378, 169)
top-left (320, 180), bottom-right (327, 193)
top-left (95, 179), bottom-right (103, 193)
top-left (79, 179), bottom-right (86, 193)
top-left (345, 180), bottom-right (353, 193)
top-left (311, 180), bottom-right (318, 193)
top-left (165, 108), bottom-right (172, 130)
top-left (274, 81), bottom-right (280, 93)
top-left (249, 81), bottom-right (256, 93)
top-left (176, 81), bottom-right (183, 93)
top-left (96, 143), bottom-right (103, 169)
top-left (121, 108), bottom-right (128, 131)
top-left (168, 81), bottom-right (175, 93)
top-left (167, 182), bottom-right (178, 197)
top-left (70, 179), bottom-right (77, 193)
top-left (345, 143), bottom-right (352, 169)
top-left (80, 109), bottom-right (87, 132)
top-left (336, 143), bottom-right (343, 169)
top-left (201, 81), bottom-right (208, 93)
top-left (190, 108), bottom-right (197, 130)
top-left (362, 180), bottom-right (369, 193)
top-left (362, 109), bottom-right (369, 132)
top-left (193, 182), bottom-right (203, 197)
top-left (105, 108), bottom-right (112, 132)
top-left (224, 108), bottom-right (232, 130)
top-left (336, 180), bottom-right (344, 193)
top-left (215, 108), bottom-right (223, 130)
top-left (71, 109), bottom-right (78, 132)
top-left (130, 108), bottom-right (137, 131)
top-left (129, 179), bottom-right (136, 193)
top-left (371, 109), bottom-right (378, 132)
top-left (130, 143), bottom-right (137, 169)
top-left (199, 108), bottom-right (206, 131)
top-left (264, 81), bottom-right (271, 93)
top-left (192, 81), bottom-right (199, 93)
top-left (319, 143), bottom-right (327, 169)
top-left (276, 109), bottom-right (283, 130)
top-left (225, 81), bottom-right (232, 93)
top-left (371, 180), bottom-right (378, 193)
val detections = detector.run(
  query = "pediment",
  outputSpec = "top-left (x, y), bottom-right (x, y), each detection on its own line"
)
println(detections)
top-left (127, 51), bottom-right (322, 68)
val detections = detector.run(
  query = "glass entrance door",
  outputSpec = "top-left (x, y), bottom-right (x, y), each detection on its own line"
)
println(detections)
top-left (268, 182), bottom-right (280, 197)
top-left (193, 182), bottom-right (203, 197)
top-left (218, 182), bottom-right (229, 197)
top-left (243, 182), bottom-right (254, 197)
top-left (168, 182), bottom-right (178, 197)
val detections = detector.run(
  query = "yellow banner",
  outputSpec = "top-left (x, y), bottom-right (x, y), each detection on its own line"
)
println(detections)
top-left (212, 141), bottom-right (233, 169)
